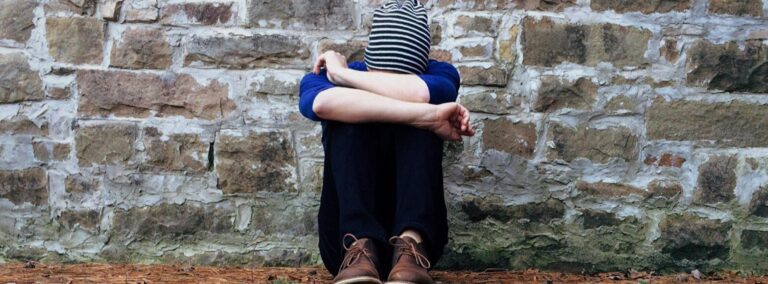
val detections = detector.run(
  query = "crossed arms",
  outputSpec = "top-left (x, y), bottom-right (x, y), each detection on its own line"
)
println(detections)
top-left (299, 51), bottom-right (475, 141)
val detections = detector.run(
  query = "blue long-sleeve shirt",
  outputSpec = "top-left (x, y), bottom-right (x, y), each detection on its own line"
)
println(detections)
top-left (298, 60), bottom-right (461, 121)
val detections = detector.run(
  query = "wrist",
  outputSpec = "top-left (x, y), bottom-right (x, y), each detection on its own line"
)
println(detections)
top-left (328, 67), bottom-right (352, 86)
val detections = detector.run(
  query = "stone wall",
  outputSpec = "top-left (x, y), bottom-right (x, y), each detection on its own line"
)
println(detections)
top-left (1, 0), bottom-right (767, 274)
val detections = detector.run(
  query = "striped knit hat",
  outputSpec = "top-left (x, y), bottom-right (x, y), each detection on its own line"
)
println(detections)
top-left (364, 0), bottom-right (431, 75)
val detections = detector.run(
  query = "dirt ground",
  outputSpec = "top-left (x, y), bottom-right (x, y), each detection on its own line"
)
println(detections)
top-left (1, 262), bottom-right (767, 283)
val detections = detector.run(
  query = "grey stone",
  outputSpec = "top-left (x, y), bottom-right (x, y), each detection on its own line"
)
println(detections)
top-left (184, 35), bottom-right (309, 69)
top-left (0, 53), bottom-right (44, 103)
top-left (647, 98), bottom-right (768, 147)
top-left (247, 0), bottom-right (354, 30)
top-left (0, 168), bottom-right (48, 206)
top-left (0, 0), bottom-right (37, 43)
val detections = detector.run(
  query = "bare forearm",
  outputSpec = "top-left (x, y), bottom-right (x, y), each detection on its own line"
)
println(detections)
top-left (312, 87), bottom-right (435, 126)
top-left (331, 68), bottom-right (430, 103)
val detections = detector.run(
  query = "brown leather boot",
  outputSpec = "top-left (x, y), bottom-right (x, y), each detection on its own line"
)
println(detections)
top-left (333, 234), bottom-right (382, 284)
top-left (386, 236), bottom-right (433, 284)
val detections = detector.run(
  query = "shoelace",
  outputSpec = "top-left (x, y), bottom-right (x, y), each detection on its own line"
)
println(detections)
top-left (389, 236), bottom-right (431, 269)
top-left (339, 234), bottom-right (373, 273)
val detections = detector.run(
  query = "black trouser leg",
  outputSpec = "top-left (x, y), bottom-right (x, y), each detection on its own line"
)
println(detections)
top-left (391, 124), bottom-right (448, 266)
top-left (317, 121), bottom-right (392, 276)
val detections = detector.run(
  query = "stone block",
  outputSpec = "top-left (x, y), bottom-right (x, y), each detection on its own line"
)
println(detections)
top-left (215, 130), bottom-right (296, 194)
top-left (709, 0), bottom-right (764, 16)
top-left (695, 155), bottom-right (738, 204)
top-left (111, 203), bottom-right (234, 241)
top-left (460, 90), bottom-right (521, 115)
top-left (75, 124), bottom-right (137, 167)
top-left (0, 53), bottom-right (44, 103)
top-left (45, 0), bottom-right (97, 16)
top-left (47, 86), bottom-right (71, 100)
top-left (534, 77), bottom-right (597, 112)
top-left (748, 186), bottom-right (768, 217)
top-left (657, 214), bottom-right (731, 261)
top-left (160, 2), bottom-right (235, 26)
top-left (45, 17), bottom-right (104, 64)
top-left (482, 119), bottom-right (537, 158)
top-left (99, 0), bottom-right (123, 21)
top-left (0, 168), bottom-right (48, 206)
top-left (0, 0), bottom-right (37, 43)
top-left (576, 181), bottom-right (648, 198)
top-left (515, 0), bottom-right (576, 11)
top-left (461, 196), bottom-right (566, 223)
top-left (77, 70), bottom-right (235, 119)
top-left (0, 120), bottom-right (47, 136)
top-left (110, 28), bottom-right (172, 70)
top-left (184, 35), bottom-right (309, 69)
top-left (142, 128), bottom-right (208, 174)
top-left (646, 98), bottom-right (768, 147)
top-left (65, 174), bottom-right (99, 197)
top-left (548, 124), bottom-right (638, 163)
top-left (741, 230), bottom-right (768, 250)
top-left (33, 141), bottom-right (69, 161)
top-left (124, 0), bottom-right (158, 22)
top-left (644, 153), bottom-right (686, 168)
top-left (496, 25), bottom-right (519, 64)
top-left (454, 15), bottom-right (498, 37)
top-left (581, 209), bottom-right (636, 229)
top-left (247, 0), bottom-right (354, 30)
top-left (522, 17), bottom-right (651, 67)
top-left (459, 66), bottom-right (508, 86)
top-left (686, 40), bottom-right (767, 93)
top-left (591, 0), bottom-right (692, 14)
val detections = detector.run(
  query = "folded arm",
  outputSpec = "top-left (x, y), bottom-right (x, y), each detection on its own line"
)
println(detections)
top-left (312, 51), bottom-right (461, 104)
top-left (312, 87), bottom-right (473, 141)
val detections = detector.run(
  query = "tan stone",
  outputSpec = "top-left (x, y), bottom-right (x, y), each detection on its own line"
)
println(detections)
top-left (460, 90), bottom-right (521, 115)
top-left (77, 70), bottom-right (235, 120)
top-left (646, 98), bottom-right (768, 147)
top-left (657, 214), bottom-right (731, 261)
top-left (184, 35), bottom-right (309, 69)
top-left (318, 40), bottom-right (368, 62)
top-left (247, 0), bottom-right (355, 29)
top-left (0, 0), bottom-right (37, 43)
top-left (482, 119), bottom-right (537, 159)
top-left (548, 124), bottom-right (638, 163)
top-left (142, 128), bottom-right (208, 174)
top-left (0, 120), bottom-right (47, 136)
top-left (496, 25), bottom-right (519, 64)
top-left (709, 0), bottom-right (763, 16)
top-left (455, 15), bottom-right (498, 37)
top-left (75, 123), bottom-right (137, 167)
top-left (660, 39), bottom-right (680, 62)
top-left (534, 77), bottom-right (597, 112)
top-left (515, 0), bottom-right (576, 11)
top-left (215, 131), bottom-right (296, 194)
top-left (65, 174), bottom-right (99, 196)
top-left (0, 168), bottom-right (48, 206)
top-left (111, 203), bottom-right (234, 241)
top-left (0, 53), bottom-right (44, 103)
top-left (591, 0), bottom-right (692, 14)
top-left (576, 181), bottom-right (648, 198)
top-left (686, 40), bottom-right (767, 92)
top-left (695, 155), bottom-right (737, 204)
top-left (47, 86), bottom-right (71, 100)
top-left (44, 0), bottom-right (97, 16)
top-left (459, 66), bottom-right (508, 86)
top-left (46, 17), bottom-right (104, 64)
top-left (522, 17), bottom-right (651, 67)
top-left (110, 28), bottom-right (172, 70)
top-left (160, 2), bottom-right (235, 26)
top-left (124, 0), bottom-right (158, 22)
top-left (99, 0), bottom-right (123, 21)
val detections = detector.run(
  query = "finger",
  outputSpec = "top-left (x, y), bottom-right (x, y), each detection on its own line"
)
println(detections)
top-left (313, 54), bottom-right (326, 74)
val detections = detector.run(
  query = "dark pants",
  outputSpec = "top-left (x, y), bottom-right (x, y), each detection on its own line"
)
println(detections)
top-left (317, 121), bottom-right (448, 277)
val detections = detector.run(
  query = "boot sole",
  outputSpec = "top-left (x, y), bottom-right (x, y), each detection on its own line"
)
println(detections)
top-left (334, 276), bottom-right (383, 284)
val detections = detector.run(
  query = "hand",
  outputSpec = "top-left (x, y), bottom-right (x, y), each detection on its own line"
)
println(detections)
top-left (312, 50), bottom-right (348, 85)
top-left (420, 103), bottom-right (475, 141)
